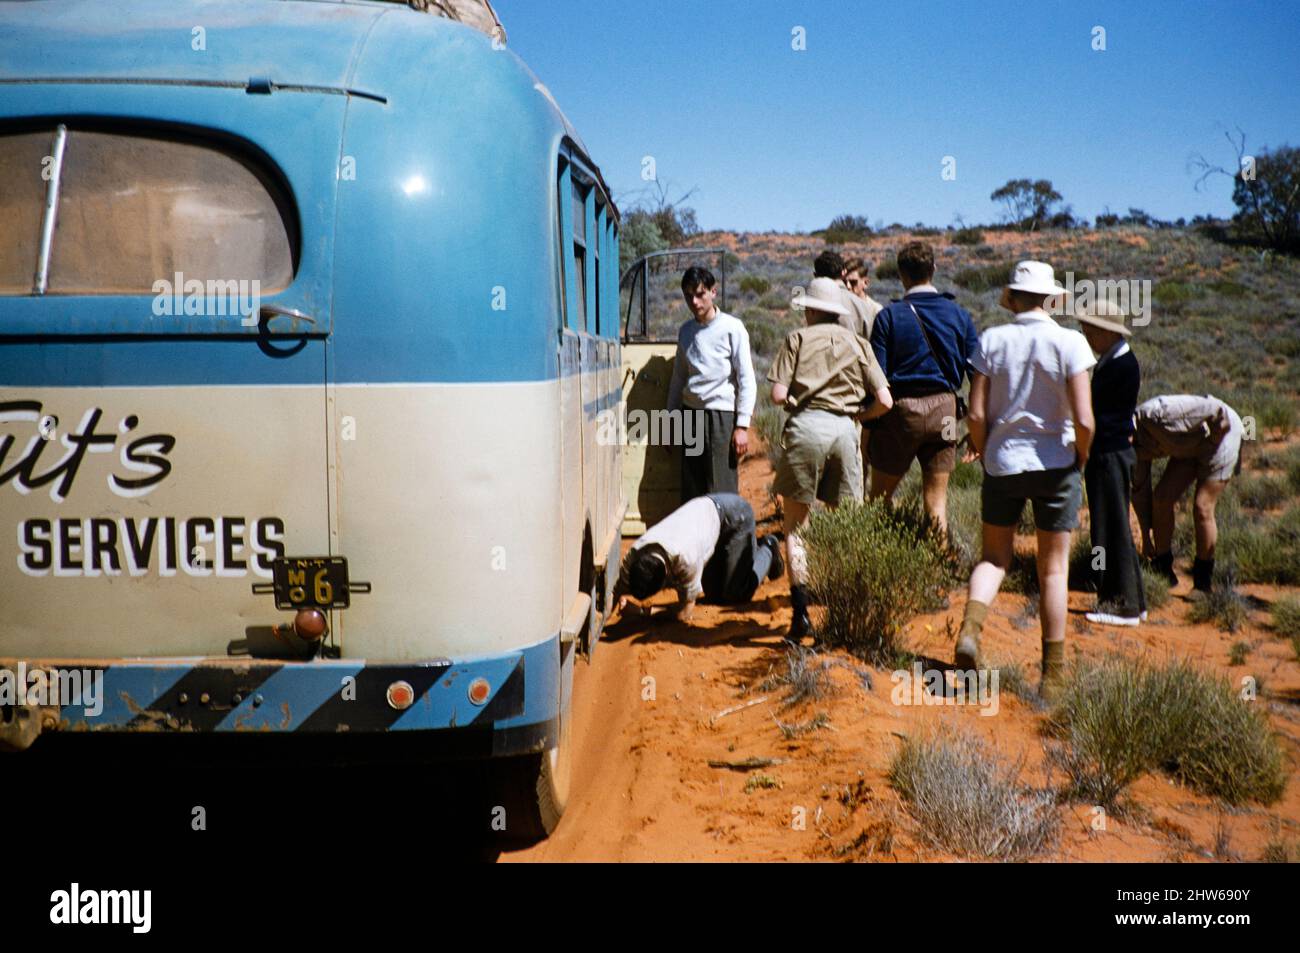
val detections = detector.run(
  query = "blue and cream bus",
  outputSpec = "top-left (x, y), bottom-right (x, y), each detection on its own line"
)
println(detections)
top-left (0, 0), bottom-right (625, 839)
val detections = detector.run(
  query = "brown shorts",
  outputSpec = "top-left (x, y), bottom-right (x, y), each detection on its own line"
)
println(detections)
top-left (870, 391), bottom-right (958, 477)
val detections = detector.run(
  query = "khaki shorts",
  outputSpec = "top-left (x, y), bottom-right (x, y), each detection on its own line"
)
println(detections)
top-left (773, 409), bottom-right (863, 506)
top-left (869, 391), bottom-right (958, 477)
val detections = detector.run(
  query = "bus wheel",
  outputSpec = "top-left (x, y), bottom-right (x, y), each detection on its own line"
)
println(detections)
top-left (492, 703), bottom-right (573, 842)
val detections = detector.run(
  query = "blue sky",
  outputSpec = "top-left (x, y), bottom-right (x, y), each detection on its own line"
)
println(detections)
top-left (493, 0), bottom-right (1299, 232)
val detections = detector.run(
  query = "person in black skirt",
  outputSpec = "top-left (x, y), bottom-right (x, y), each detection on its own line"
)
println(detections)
top-left (1076, 300), bottom-right (1147, 626)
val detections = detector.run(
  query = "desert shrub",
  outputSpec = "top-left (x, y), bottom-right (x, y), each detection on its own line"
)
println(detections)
top-left (1206, 278), bottom-right (1249, 297)
top-left (737, 274), bottom-right (771, 297)
top-left (1218, 514), bottom-right (1300, 585)
top-left (1228, 640), bottom-right (1252, 665)
top-left (948, 460), bottom-right (983, 489)
top-left (942, 483), bottom-right (982, 573)
top-left (1152, 280), bottom-right (1202, 307)
top-left (953, 262), bottom-right (1012, 293)
top-left (1249, 396), bottom-right (1298, 438)
top-left (889, 728), bottom-right (1059, 859)
top-left (951, 226), bottom-right (984, 246)
top-left (1286, 459), bottom-right (1300, 494)
top-left (752, 406), bottom-right (786, 468)
top-left (759, 289), bottom-right (792, 311)
top-left (874, 258), bottom-right (900, 281)
top-left (1000, 549), bottom-right (1042, 596)
top-left (1047, 655), bottom-right (1285, 807)
top-left (1270, 595), bottom-right (1300, 655)
top-left (741, 310), bottom-right (784, 357)
top-left (802, 499), bottom-right (957, 664)
top-left (1142, 564), bottom-right (1171, 610)
top-left (758, 642), bottom-right (871, 710)
top-left (820, 214), bottom-right (873, 244)
top-left (1068, 532), bottom-right (1097, 592)
top-left (1186, 563), bottom-right (1249, 633)
top-left (1234, 473), bottom-right (1289, 510)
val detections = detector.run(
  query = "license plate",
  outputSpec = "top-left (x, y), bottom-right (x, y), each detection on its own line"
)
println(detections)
top-left (270, 556), bottom-right (351, 610)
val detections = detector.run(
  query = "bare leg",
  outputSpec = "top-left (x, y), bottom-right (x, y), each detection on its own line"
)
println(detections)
top-left (1193, 479), bottom-right (1227, 560)
top-left (969, 523), bottom-right (1015, 605)
top-left (922, 469), bottom-right (950, 538)
top-left (782, 498), bottom-right (812, 586)
top-left (1152, 458), bottom-right (1197, 556)
top-left (1036, 529), bottom-right (1072, 644)
top-left (869, 468), bottom-right (904, 503)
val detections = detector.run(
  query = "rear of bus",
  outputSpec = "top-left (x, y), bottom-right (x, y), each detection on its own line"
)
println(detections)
top-left (0, 0), bottom-right (587, 839)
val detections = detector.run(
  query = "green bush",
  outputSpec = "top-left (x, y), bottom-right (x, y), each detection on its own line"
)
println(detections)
top-left (874, 259), bottom-right (900, 281)
top-left (953, 262), bottom-right (1012, 293)
top-left (889, 728), bottom-right (1059, 860)
top-left (1142, 564), bottom-right (1171, 610)
top-left (752, 406), bottom-right (786, 469)
top-left (1270, 596), bottom-right (1300, 656)
top-left (951, 227), bottom-right (984, 246)
top-left (802, 499), bottom-right (958, 664)
top-left (1234, 473), bottom-right (1289, 510)
top-left (1047, 655), bottom-right (1286, 807)
top-left (737, 275), bottom-right (771, 297)
top-left (1256, 398), bottom-right (1298, 438)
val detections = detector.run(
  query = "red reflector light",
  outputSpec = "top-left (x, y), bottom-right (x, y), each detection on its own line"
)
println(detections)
top-left (292, 608), bottom-right (328, 641)
top-left (468, 678), bottom-right (491, 706)
top-left (387, 680), bottom-right (415, 710)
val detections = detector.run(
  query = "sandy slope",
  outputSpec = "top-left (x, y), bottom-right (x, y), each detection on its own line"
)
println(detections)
top-left (504, 448), bottom-right (1300, 863)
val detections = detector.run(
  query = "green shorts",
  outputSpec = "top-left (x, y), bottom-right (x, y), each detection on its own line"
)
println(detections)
top-left (773, 409), bottom-right (863, 506)
top-left (981, 465), bottom-right (1082, 532)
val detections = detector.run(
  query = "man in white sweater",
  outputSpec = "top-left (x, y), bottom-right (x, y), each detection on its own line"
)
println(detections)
top-left (667, 265), bottom-right (757, 501)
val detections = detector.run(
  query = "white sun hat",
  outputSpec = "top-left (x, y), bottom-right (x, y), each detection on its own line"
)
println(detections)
top-left (790, 276), bottom-right (851, 316)
top-left (1007, 260), bottom-right (1065, 296)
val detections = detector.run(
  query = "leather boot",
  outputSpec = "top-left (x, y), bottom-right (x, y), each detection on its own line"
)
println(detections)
top-left (1040, 640), bottom-right (1067, 704)
top-left (1151, 551), bottom-right (1178, 587)
top-left (788, 584), bottom-right (813, 640)
top-left (1191, 558), bottom-right (1214, 593)
top-left (953, 599), bottom-right (987, 670)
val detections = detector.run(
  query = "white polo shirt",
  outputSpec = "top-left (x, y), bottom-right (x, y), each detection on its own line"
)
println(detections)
top-left (625, 496), bottom-right (721, 601)
top-left (971, 311), bottom-right (1096, 477)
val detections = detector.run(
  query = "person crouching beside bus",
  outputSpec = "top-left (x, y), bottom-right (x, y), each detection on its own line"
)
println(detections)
top-left (613, 493), bottom-right (784, 621)
top-left (667, 266), bottom-right (757, 502)
top-left (1075, 300), bottom-right (1147, 627)
top-left (957, 261), bottom-right (1095, 702)
top-left (1132, 394), bottom-right (1244, 592)
top-left (767, 277), bottom-right (893, 640)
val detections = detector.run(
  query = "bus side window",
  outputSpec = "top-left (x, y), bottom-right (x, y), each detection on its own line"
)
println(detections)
top-left (571, 177), bottom-right (587, 332)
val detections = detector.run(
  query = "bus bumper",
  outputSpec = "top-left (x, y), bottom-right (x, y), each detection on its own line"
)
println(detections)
top-left (0, 634), bottom-right (561, 756)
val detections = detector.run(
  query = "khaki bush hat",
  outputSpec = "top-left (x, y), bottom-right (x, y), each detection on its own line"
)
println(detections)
top-left (1075, 297), bottom-right (1133, 337)
top-left (791, 277), bottom-right (851, 316)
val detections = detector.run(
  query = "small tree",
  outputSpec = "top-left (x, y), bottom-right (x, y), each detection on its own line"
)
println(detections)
top-left (1191, 129), bottom-right (1300, 252)
top-left (990, 178), bottom-right (1066, 231)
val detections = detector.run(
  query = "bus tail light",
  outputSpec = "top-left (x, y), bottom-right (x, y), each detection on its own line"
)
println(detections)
top-left (292, 608), bottom-right (328, 641)
top-left (387, 680), bottom-right (415, 710)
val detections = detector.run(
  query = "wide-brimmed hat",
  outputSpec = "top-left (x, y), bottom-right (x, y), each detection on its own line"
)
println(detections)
top-left (791, 277), bottom-right (850, 316)
top-left (1007, 260), bottom-right (1065, 297)
top-left (1074, 298), bottom-right (1133, 337)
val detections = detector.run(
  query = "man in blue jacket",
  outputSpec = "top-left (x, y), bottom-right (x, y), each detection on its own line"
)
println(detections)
top-left (868, 241), bottom-right (980, 534)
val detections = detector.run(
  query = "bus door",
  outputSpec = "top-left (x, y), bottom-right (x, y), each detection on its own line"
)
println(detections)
top-left (618, 248), bottom-right (727, 535)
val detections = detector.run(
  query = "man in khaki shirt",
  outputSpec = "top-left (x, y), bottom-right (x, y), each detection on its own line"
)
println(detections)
top-left (814, 249), bottom-right (876, 341)
top-left (1132, 394), bottom-right (1244, 592)
top-left (767, 277), bottom-right (893, 639)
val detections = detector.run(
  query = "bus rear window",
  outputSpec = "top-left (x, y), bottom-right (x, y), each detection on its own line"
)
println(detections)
top-left (0, 127), bottom-right (295, 296)
top-left (0, 132), bottom-right (48, 293)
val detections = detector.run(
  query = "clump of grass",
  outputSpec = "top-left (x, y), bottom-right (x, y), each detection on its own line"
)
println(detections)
top-left (1186, 564), bottom-right (1249, 633)
top-left (1142, 564), bottom-right (1171, 610)
top-left (744, 773), bottom-right (782, 793)
top-left (951, 226), bottom-right (984, 246)
top-left (757, 642), bottom-right (871, 710)
top-left (737, 274), bottom-right (771, 296)
top-left (1228, 641), bottom-right (1252, 666)
top-left (802, 499), bottom-right (959, 664)
top-left (1270, 596), bottom-right (1300, 656)
top-left (991, 660), bottom-right (1036, 702)
top-left (1234, 474), bottom-right (1289, 511)
top-left (888, 728), bottom-right (1059, 860)
top-left (953, 262), bottom-right (1013, 293)
top-left (1047, 655), bottom-right (1286, 808)
top-left (752, 405), bottom-right (786, 469)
